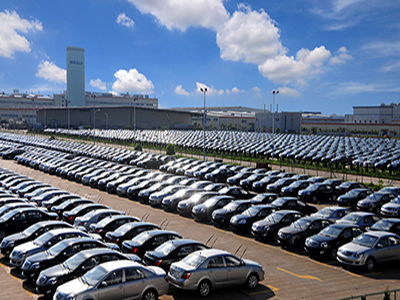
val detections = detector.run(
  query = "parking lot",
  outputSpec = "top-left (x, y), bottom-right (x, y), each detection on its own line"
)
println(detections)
top-left (1, 158), bottom-right (400, 300)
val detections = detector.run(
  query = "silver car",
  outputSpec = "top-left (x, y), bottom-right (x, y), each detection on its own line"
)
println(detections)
top-left (167, 249), bottom-right (264, 297)
top-left (53, 260), bottom-right (169, 300)
top-left (337, 231), bottom-right (400, 271)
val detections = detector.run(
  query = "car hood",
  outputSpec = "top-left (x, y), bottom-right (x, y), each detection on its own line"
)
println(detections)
top-left (41, 263), bottom-right (69, 278)
top-left (3, 232), bottom-right (24, 243)
top-left (308, 234), bottom-right (333, 243)
top-left (26, 251), bottom-right (51, 263)
top-left (242, 258), bottom-right (261, 268)
top-left (56, 277), bottom-right (91, 296)
top-left (213, 208), bottom-right (231, 215)
top-left (339, 242), bottom-right (369, 253)
top-left (230, 214), bottom-right (250, 223)
top-left (279, 226), bottom-right (303, 235)
top-left (14, 241), bottom-right (40, 254)
top-left (122, 240), bottom-right (141, 248)
top-left (383, 203), bottom-right (400, 209)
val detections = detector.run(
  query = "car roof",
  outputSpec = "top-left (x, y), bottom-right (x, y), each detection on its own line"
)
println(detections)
top-left (192, 248), bottom-right (231, 258)
top-left (163, 239), bottom-right (203, 247)
top-left (348, 212), bottom-right (378, 216)
top-left (79, 248), bottom-right (123, 258)
top-left (363, 231), bottom-right (398, 238)
top-left (56, 237), bottom-right (101, 246)
top-left (99, 260), bottom-right (141, 272)
top-left (329, 223), bottom-right (361, 229)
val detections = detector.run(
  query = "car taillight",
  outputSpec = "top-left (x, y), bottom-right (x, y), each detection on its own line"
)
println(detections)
top-left (69, 216), bottom-right (73, 221)
top-left (96, 228), bottom-right (102, 233)
top-left (80, 222), bottom-right (86, 226)
top-left (133, 248), bottom-right (138, 254)
top-left (181, 271), bottom-right (191, 280)
top-left (164, 275), bottom-right (168, 282)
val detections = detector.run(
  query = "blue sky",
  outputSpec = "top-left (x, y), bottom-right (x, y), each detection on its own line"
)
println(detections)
top-left (0, 0), bottom-right (399, 115)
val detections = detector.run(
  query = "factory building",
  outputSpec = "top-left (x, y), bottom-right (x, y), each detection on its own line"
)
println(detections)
top-left (66, 47), bottom-right (85, 106)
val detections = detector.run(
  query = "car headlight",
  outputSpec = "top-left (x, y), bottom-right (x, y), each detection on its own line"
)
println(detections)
top-left (354, 252), bottom-right (364, 258)
top-left (321, 242), bottom-right (328, 248)
top-left (199, 208), bottom-right (206, 213)
top-left (238, 219), bottom-right (247, 225)
top-left (31, 262), bottom-right (40, 269)
top-left (48, 277), bottom-right (58, 285)
top-left (66, 295), bottom-right (76, 300)
top-left (6, 241), bottom-right (14, 248)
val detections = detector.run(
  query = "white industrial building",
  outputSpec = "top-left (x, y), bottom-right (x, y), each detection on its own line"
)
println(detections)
top-left (66, 47), bottom-right (85, 106)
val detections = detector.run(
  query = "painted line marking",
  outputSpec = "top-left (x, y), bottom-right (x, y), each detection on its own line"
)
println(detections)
top-left (249, 284), bottom-right (280, 295)
top-left (277, 267), bottom-right (323, 282)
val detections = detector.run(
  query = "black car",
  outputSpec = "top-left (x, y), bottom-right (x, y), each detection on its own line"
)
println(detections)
top-left (191, 196), bottom-right (235, 222)
top-left (0, 207), bottom-right (58, 241)
top-left (298, 183), bottom-right (336, 203)
top-left (281, 180), bottom-right (311, 197)
top-left (143, 239), bottom-right (208, 271)
top-left (204, 168), bottom-right (236, 183)
top-left (226, 172), bottom-right (253, 186)
top-left (369, 218), bottom-right (400, 235)
top-left (250, 193), bottom-right (279, 204)
top-left (176, 192), bottom-right (219, 217)
top-left (51, 198), bottom-right (94, 218)
top-left (62, 203), bottom-right (110, 224)
top-left (277, 216), bottom-right (333, 249)
top-left (105, 174), bottom-right (136, 194)
top-left (211, 200), bottom-right (256, 227)
top-left (239, 174), bottom-right (268, 190)
top-left (42, 194), bottom-right (82, 210)
top-left (21, 237), bottom-right (108, 279)
top-left (304, 224), bottom-right (365, 259)
top-left (356, 192), bottom-right (395, 213)
top-left (161, 188), bottom-right (201, 212)
top-left (335, 181), bottom-right (367, 196)
top-left (0, 221), bottom-right (72, 256)
top-left (267, 178), bottom-right (296, 194)
top-left (270, 197), bottom-right (318, 215)
top-left (218, 186), bottom-right (253, 199)
top-left (89, 215), bottom-right (141, 238)
top-left (126, 179), bottom-right (160, 200)
top-left (251, 210), bottom-right (305, 241)
top-left (36, 248), bottom-right (138, 295)
top-left (337, 188), bottom-right (373, 210)
top-left (230, 205), bottom-right (276, 233)
top-left (104, 222), bottom-right (161, 247)
top-left (121, 230), bottom-right (182, 258)
top-left (252, 175), bottom-right (280, 193)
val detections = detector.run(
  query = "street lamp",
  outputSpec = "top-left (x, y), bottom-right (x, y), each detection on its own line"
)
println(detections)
top-left (104, 112), bottom-right (108, 130)
top-left (67, 100), bottom-right (71, 130)
top-left (92, 94), bottom-right (96, 145)
top-left (200, 87), bottom-right (207, 161)
top-left (272, 90), bottom-right (279, 134)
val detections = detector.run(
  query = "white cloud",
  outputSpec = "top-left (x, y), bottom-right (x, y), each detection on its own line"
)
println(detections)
top-left (225, 87), bottom-right (244, 94)
top-left (361, 41), bottom-right (400, 58)
top-left (258, 46), bottom-right (331, 84)
top-left (36, 60), bottom-right (66, 83)
top-left (174, 84), bottom-right (190, 96)
top-left (252, 86), bottom-right (262, 93)
top-left (90, 78), bottom-right (107, 91)
top-left (112, 68), bottom-right (154, 94)
top-left (195, 82), bottom-right (224, 96)
top-left (278, 86), bottom-right (301, 97)
top-left (216, 4), bottom-right (285, 65)
top-left (116, 13), bottom-right (135, 28)
top-left (329, 46), bottom-right (352, 65)
top-left (381, 61), bottom-right (400, 73)
top-left (0, 10), bottom-right (42, 58)
top-left (126, 0), bottom-right (228, 31)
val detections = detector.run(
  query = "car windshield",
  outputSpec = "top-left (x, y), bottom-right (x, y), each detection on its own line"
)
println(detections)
top-left (33, 232), bottom-right (53, 246)
top-left (182, 253), bottom-right (206, 268)
top-left (204, 198), bottom-right (220, 207)
top-left (353, 234), bottom-right (378, 247)
top-left (265, 212), bottom-right (284, 223)
top-left (319, 226), bottom-right (342, 238)
top-left (63, 253), bottom-right (87, 271)
top-left (391, 198), bottom-right (400, 204)
top-left (22, 223), bottom-right (41, 237)
top-left (223, 202), bottom-right (240, 211)
top-left (82, 210), bottom-right (96, 219)
top-left (274, 179), bottom-right (286, 185)
top-left (346, 190), bottom-right (359, 197)
top-left (292, 218), bottom-right (311, 230)
top-left (132, 232), bottom-right (151, 245)
top-left (219, 187), bottom-right (230, 194)
top-left (1, 209), bottom-right (18, 221)
top-left (47, 242), bottom-right (67, 256)
top-left (243, 207), bottom-right (261, 217)
top-left (70, 205), bottom-right (84, 214)
top-left (316, 207), bottom-right (335, 217)
top-left (342, 214), bottom-right (362, 223)
top-left (371, 219), bottom-right (397, 231)
top-left (115, 223), bottom-right (133, 235)
top-left (155, 241), bottom-right (177, 255)
top-left (81, 265), bottom-right (107, 286)
top-left (96, 217), bottom-right (113, 227)
top-left (366, 194), bottom-right (381, 202)
top-left (271, 198), bottom-right (286, 207)
top-left (305, 184), bottom-right (319, 191)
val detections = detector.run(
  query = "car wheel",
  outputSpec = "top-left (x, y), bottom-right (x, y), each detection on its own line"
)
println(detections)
top-left (329, 248), bottom-right (337, 261)
top-left (198, 280), bottom-right (211, 297)
top-left (365, 257), bottom-right (375, 271)
top-left (246, 273), bottom-right (259, 289)
top-left (331, 194), bottom-right (337, 201)
top-left (142, 289), bottom-right (157, 300)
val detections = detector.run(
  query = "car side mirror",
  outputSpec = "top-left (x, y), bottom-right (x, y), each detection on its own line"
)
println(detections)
top-left (101, 281), bottom-right (108, 288)
top-left (376, 244), bottom-right (383, 249)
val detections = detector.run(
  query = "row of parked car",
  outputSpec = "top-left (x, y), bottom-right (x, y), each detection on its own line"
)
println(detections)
top-left (43, 128), bottom-right (400, 171)
top-left (0, 167), bottom-right (265, 299)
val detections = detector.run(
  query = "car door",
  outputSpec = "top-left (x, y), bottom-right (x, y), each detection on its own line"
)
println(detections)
top-left (387, 236), bottom-right (400, 263)
top-left (207, 256), bottom-right (227, 287)
top-left (98, 269), bottom-right (124, 300)
top-left (337, 228), bottom-right (353, 247)
top-left (27, 210), bottom-right (43, 227)
top-left (224, 255), bottom-right (247, 286)
top-left (373, 236), bottom-right (391, 264)
top-left (123, 267), bottom-right (146, 300)
top-left (12, 212), bottom-right (28, 232)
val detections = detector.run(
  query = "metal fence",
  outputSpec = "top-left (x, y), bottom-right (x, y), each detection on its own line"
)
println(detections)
top-left (340, 288), bottom-right (400, 300)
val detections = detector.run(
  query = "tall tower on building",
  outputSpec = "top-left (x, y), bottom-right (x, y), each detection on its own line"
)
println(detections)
top-left (66, 47), bottom-right (85, 106)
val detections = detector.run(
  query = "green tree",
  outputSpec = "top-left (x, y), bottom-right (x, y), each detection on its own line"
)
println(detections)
top-left (134, 144), bottom-right (142, 151)
top-left (166, 143), bottom-right (175, 155)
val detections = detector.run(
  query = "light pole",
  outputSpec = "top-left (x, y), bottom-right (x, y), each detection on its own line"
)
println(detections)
top-left (104, 112), bottom-right (108, 130)
top-left (272, 90), bottom-right (279, 134)
top-left (92, 94), bottom-right (96, 145)
top-left (67, 100), bottom-right (71, 130)
top-left (200, 87), bottom-right (207, 161)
